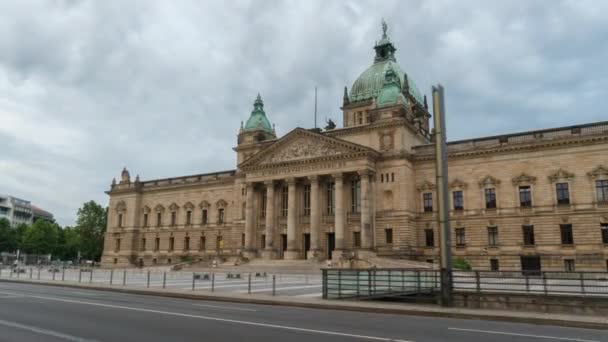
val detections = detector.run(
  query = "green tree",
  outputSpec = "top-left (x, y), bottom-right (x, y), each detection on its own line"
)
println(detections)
top-left (55, 226), bottom-right (81, 261)
top-left (75, 201), bottom-right (107, 261)
top-left (14, 223), bottom-right (29, 252)
top-left (21, 219), bottom-right (58, 255)
top-left (0, 218), bottom-right (16, 252)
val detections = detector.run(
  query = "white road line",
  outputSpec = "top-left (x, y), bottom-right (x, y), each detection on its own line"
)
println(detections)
top-left (18, 293), bottom-right (414, 342)
top-left (192, 303), bottom-right (258, 312)
top-left (447, 328), bottom-right (600, 342)
top-left (0, 318), bottom-right (100, 342)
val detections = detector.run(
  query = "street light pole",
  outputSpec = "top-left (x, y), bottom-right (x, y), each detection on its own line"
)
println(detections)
top-left (432, 84), bottom-right (453, 307)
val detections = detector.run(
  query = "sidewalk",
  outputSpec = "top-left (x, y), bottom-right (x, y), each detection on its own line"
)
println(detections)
top-left (1, 277), bottom-right (606, 330)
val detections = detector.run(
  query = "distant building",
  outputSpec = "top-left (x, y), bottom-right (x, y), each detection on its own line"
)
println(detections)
top-left (0, 195), bottom-right (53, 226)
top-left (32, 205), bottom-right (54, 223)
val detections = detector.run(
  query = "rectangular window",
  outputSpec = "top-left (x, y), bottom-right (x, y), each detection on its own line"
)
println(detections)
top-left (385, 228), bottom-right (393, 244)
top-left (455, 228), bottom-right (465, 246)
top-left (523, 225), bottom-right (535, 246)
top-left (423, 193), bottom-right (433, 212)
top-left (564, 259), bottom-right (575, 272)
top-left (391, 173), bottom-right (394, 182)
top-left (453, 191), bottom-right (464, 211)
top-left (351, 178), bottom-right (361, 213)
top-left (169, 237), bottom-right (174, 251)
top-left (425, 229), bottom-right (434, 247)
top-left (171, 212), bottom-right (177, 226)
top-left (218, 208), bottom-right (225, 224)
top-left (487, 226), bottom-right (498, 246)
top-left (141, 238), bottom-right (146, 251)
top-left (556, 183), bottom-right (570, 205)
top-left (485, 188), bottom-right (496, 209)
top-left (202, 209), bottom-right (208, 225)
top-left (353, 232), bottom-right (361, 248)
top-left (217, 236), bottom-right (223, 249)
top-left (519, 186), bottom-right (532, 207)
top-left (118, 214), bottom-right (123, 228)
top-left (490, 259), bottom-right (499, 271)
top-left (326, 182), bottom-right (335, 214)
top-left (303, 184), bottom-right (311, 216)
top-left (261, 234), bottom-right (266, 249)
top-left (143, 213), bottom-right (148, 227)
top-left (155, 238), bottom-right (160, 251)
top-left (560, 224), bottom-right (574, 245)
top-left (115, 238), bottom-right (121, 252)
top-left (241, 233), bottom-right (245, 247)
top-left (281, 186), bottom-right (289, 217)
top-left (381, 174), bottom-right (384, 183)
top-left (260, 190), bottom-right (267, 218)
top-left (601, 223), bottom-right (608, 244)
top-left (184, 236), bottom-right (190, 250)
top-left (597, 180), bottom-right (608, 202)
top-left (186, 211), bottom-right (192, 225)
top-left (157, 213), bottom-right (162, 227)
top-left (200, 236), bottom-right (206, 250)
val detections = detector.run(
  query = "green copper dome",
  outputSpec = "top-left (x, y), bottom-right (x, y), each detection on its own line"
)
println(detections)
top-left (244, 94), bottom-right (273, 133)
top-left (377, 67), bottom-right (408, 108)
top-left (349, 21), bottom-right (423, 105)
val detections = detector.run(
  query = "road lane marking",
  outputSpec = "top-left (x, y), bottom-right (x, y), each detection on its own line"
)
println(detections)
top-left (0, 318), bottom-right (100, 342)
top-left (0, 295), bottom-right (24, 299)
top-left (192, 303), bottom-right (258, 312)
top-left (20, 294), bottom-right (414, 342)
top-left (448, 328), bottom-right (600, 342)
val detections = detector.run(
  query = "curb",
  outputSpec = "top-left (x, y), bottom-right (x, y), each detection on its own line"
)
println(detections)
top-left (1, 278), bottom-right (606, 330)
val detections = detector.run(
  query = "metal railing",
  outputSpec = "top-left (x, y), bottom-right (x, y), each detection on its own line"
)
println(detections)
top-left (453, 271), bottom-right (608, 297)
top-left (322, 268), bottom-right (439, 299)
top-left (322, 269), bottom-right (608, 300)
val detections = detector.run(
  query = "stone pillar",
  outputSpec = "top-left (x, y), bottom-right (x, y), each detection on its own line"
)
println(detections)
top-left (262, 180), bottom-right (278, 259)
top-left (333, 173), bottom-right (345, 259)
top-left (243, 182), bottom-right (256, 259)
top-left (359, 170), bottom-right (375, 258)
top-left (284, 177), bottom-right (300, 260)
top-left (307, 175), bottom-right (321, 260)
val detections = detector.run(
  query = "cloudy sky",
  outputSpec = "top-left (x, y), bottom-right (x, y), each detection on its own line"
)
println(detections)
top-left (1, 0), bottom-right (607, 226)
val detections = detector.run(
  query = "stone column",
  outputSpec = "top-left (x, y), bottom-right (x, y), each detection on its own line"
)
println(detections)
top-left (262, 180), bottom-right (278, 259)
top-left (307, 175), bottom-right (321, 260)
top-left (284, 177), bottom-right (300, 260)
top-left (359, 170), bottom-right (374, 257)
top-left (243, 182), bottom-right (256, 259)
top-left (333, 173), bottom-right (345, 259)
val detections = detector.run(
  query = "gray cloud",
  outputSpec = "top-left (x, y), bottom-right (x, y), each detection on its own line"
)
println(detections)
top-left (1, 0), bottom-right (606, 225)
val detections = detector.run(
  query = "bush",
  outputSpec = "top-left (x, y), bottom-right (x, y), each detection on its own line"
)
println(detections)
top-left (180, 255), bottom-right (193, 263)
top-left (453, 258), bottom-right (472, 270)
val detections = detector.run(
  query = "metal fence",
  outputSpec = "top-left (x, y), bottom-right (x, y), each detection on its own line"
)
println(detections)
top-left (322, 269), bottom-right (608, 300)
top-left (0, 266), bottom-right (323, 297)
top-left (322, 268), bottom-right (439, 299)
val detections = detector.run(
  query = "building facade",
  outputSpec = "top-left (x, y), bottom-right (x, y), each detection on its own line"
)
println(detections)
top-left (0, 195), bottom-right (34, 227)
top-left (102, 24), bottom-right (608, 271)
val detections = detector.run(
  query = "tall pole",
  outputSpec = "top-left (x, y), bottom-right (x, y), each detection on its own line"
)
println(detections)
top-left (432, 84), bottom-right (453, 307)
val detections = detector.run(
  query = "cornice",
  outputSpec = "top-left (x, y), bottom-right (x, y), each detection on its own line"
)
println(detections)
top-left (413, 134), bottom-right (608, 162)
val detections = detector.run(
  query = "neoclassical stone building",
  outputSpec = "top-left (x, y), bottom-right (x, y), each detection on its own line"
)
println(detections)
top-left (102, 24), bottom-right (608, 271)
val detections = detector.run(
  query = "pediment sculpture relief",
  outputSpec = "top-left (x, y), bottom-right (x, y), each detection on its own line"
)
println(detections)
top-left (263, 137), bottom-right (346, 164)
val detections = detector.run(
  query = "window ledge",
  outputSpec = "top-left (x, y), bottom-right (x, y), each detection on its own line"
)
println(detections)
top-left (487, 245), bottom-right (499, 249)
top-left (522, 244), bottom-right (536, 248)
top-left (561, 244), bottom-right (575, 248)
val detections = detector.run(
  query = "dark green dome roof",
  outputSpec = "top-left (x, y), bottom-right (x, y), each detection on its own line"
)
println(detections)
top-left (349, 22), bottom-right (423, 105)
top-left (244, 94), bottom-right (272, 133)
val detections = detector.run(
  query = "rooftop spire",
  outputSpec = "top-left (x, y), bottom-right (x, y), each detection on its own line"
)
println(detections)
top-left (381, 18), bottom-right (388, 39)
top-left (374, 19), bottom-right (396, 63)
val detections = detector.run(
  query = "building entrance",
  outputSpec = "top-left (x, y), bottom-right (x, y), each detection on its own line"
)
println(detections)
top-left (327, 233), bottom-right (335, 260)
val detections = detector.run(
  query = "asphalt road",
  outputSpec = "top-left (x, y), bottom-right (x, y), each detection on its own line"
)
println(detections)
top-left (0, 282), bottom-right (605, 342)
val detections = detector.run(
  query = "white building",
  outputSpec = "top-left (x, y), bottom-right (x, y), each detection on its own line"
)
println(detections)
top-left (0, 195), bottom-right (35, 226)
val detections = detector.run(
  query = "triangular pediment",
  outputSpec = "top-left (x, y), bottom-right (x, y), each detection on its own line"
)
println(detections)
top-left (588, 165), bottom-right (608, 179)
top-left (240, 128), bottom-right (378, 169)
